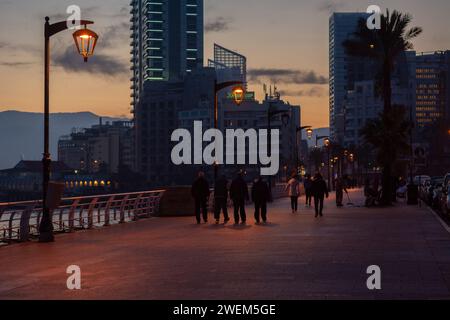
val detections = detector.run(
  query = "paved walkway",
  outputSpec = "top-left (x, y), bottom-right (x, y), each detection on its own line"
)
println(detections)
top-left (1, 189), bottom-right (450, 300)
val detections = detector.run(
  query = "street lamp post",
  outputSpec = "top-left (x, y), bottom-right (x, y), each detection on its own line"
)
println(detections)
top-left (324, 138), bottom-right (331, 191)
top-left (313, 134), bottom-right (330, 189)
top-left (315, 135), bottom-right (329, 148)
top-left (213, 80), bottom-right (244, 180)
top-left (39, 17), bottom-right (98, 243)
top-left (267, 102), bottom-right (290, 194)
top-left (296, 126), bottom-right (312, 175)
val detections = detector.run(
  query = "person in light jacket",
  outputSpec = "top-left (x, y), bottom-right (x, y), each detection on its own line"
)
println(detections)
top-left (286, 174), bottom-right (301, 213)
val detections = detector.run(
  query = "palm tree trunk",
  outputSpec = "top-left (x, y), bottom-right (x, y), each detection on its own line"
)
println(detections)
top-left (381, 58), bottom-right (393, 205)
top-left (383, 58), bottom-right (392, 113)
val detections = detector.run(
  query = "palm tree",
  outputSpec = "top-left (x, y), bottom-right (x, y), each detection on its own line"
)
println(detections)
top-left (343, 9), bottom-right (422, 204)
top-left (360, 106), bottom-right (412, 199)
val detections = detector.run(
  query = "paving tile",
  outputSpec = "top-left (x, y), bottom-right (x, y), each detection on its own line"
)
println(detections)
top-left (0, 189), bottom-right (450, 299)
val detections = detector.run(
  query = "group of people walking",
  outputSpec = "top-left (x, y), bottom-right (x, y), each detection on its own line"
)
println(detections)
top-left (191, 171), bottom-right (271, 225)
top-left (191, 171), bottom-right (337, 225)
top-left (286, 173), bottom-right (329, 218)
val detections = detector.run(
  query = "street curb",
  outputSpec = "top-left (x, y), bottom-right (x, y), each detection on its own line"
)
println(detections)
top-left (425, 205), bottom-right (450, 234)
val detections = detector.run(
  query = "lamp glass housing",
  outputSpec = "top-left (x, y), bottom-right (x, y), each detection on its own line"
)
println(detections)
top-left (73, 26), bottom-right (99, 62)
top-left (232, 86), bottom-right (245, 105)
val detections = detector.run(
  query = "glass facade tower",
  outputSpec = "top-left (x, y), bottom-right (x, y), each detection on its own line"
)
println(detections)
top-left (329, 12), bottom-right (370, 143)
top-left (130, 0), bottom-right (204, 112)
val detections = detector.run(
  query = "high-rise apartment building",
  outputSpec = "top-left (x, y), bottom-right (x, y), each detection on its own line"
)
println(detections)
top-left (329, 12), bottom-right (373, 144)
top-left (414, 51), bottom-right (450, 127)
top-left (130, 0), bottom-right (204, 112)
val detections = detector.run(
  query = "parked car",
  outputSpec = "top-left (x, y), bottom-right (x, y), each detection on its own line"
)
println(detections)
top-left (444, 173), bottom-right (450, 188)
top-left (424, 177), bottom-right (443, 205)
top-left (414, 175), bottom-right (431, 186)
top-left (440, 184), bottom-right (450, 215)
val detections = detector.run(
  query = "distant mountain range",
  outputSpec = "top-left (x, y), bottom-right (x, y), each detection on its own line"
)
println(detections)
top-left (0, 111), bottom-right (126, 170)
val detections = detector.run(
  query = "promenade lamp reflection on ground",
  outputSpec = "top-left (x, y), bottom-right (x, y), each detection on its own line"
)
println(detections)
top-left (213, 80), bottom-right (245, 180)
top-left (39, 17), bottom-right (98, 243)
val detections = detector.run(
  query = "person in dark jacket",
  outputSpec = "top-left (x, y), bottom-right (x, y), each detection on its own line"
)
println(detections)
top-left (229, 172), bottom-right (249, 225)
top-left (311, 173), bottom-right (329, 217)
top-left (251, 176), bottom-right (271, 224)
top-left (335, 177), bottom-right (346, 207)
top-left (214, 175), bottom-right (230, 224)
top-left (191, 171), bottom-right (210, 224)
top-left (304, 174), bottom-right (313, 207)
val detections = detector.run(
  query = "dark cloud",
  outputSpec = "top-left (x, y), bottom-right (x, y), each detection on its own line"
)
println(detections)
top-left (317, 1), bottom-right (346, 13)
top-left (46, 6), bottom-right (100, 22)
top-left (52, 46), bottom-right (128, 77)
top-left (0, 41), bottom-right (39, 54)
top-left (205, 17), bottom-right (232, 33)
top-left (248, 69), bottom-right (328, 85)
top-left (101, 22), bottom-right (130, 48)
top-left (0, 61), bottom-right (34, 67)
top-left (279, 87), bottom-right (327, 98)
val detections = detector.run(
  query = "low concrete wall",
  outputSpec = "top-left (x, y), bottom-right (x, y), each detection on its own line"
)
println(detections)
top-left (158, 183), bottom-right (293, 217)
top-left (158, 186), bottom-right (195, 217)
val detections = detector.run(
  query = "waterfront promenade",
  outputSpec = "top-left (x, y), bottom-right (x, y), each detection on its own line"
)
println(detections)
top-left (1, 189), bottom-right (450, 300)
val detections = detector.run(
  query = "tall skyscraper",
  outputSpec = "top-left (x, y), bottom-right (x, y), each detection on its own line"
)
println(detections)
top-left (329, 12), bottom-right (372, 144)
top-left (130, 0), bottom-right (204, 112)
top-left (131, 0), bottom-right (205, 185)
top-left (414, 51), bottom-right (450, 127)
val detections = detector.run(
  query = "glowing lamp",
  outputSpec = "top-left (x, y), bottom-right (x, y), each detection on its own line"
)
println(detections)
top-left (73, 26), bottom-right (99, 62)
top-left (232, 86), bottom-right (245, 105)
top-left (306, 128), bottom-right (313, 139)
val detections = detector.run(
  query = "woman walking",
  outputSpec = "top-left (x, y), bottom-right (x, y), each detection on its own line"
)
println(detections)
top-left (286, 174), bottom-right (301, 213)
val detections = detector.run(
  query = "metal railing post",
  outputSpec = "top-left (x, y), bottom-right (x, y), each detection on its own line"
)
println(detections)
top-left (87, 198), bottom-right (98, 229)
top-left (119, 195), bottom-right (129, 223)
top-left (19, 205), bottom-right (35, 242)
top-left (132, 193), bottom-right (143, 221)
top-left (104, 196), bottom-right (114, 226)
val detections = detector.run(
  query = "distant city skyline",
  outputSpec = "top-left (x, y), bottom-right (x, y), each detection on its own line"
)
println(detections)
top-left (1, 0), bottom-right (450, 128)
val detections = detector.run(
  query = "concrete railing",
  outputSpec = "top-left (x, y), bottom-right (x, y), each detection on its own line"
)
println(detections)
top-left (0, 190), bottom-right (165, 244)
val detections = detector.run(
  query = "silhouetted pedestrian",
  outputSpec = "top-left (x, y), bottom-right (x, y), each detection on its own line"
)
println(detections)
top-left (214, 175), bottom-right (230, 224)
top-left (191, 171), bottom-right (210, 224)
top-left (304, 174), bottom-right (313, 207)
top-left (312, 173), bottom-right (329, 217)
top-left (251, 176), bottom-right (270, 224)
top-left (286, 174), bottom-right (301, 213)
top-left (230, 172), bottom-right (249, 225)
top-left (335, 177), bottom-right (346, 207)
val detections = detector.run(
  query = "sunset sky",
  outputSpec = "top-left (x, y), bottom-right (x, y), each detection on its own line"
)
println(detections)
top-left (1, 0), bottom-right (450, 128)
